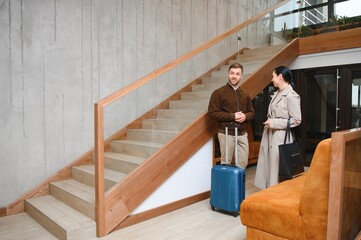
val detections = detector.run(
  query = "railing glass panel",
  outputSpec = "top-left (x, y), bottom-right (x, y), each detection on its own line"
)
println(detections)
top-left (99, 8), bottom-right (286, 194)
top-left (97, 3), bottom-right (299, 208)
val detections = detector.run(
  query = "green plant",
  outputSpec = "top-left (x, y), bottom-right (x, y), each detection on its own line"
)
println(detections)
top-left (282, 22), bottom-right (290, 38)
top-left (282, 22), bottom-right (287, 38)
top-left (328, 14), bottom-right (339, 26)
top-left (350, 15), bottom-right (361, 23)
top-left (338, 15), bottom-right (350, 25)
top-left (299, 25), bottom-right (314, 37)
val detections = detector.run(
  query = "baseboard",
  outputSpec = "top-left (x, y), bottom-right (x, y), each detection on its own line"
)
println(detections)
top-left (112, 191), bottom-right (210, 231)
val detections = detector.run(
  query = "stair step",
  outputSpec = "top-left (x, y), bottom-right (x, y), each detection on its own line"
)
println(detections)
top-left (25, 195), bottom-right (95, 240)
top-left (102, 152), bottom-right (145, 173)
top-left (169, 99), bottom-right (209, 109)
top-left (0, 213), bottom-right (58, 239)
top-left (230, 55), bottom-right (273, 63)
top-left (72, 164), bottom-right (127, 190)
top-left (201, 74), bottom-right (250, 85)
top-left (127, 128), bottom-right (178, 144)
top-left (201, 76), bottom-right (225, 85)
top-left (210, 70), bottom-right (226, 78)
top-left (243, 44), bottom-right (286, 55)
top-left (142, 118), bottom-right (193, 131)
top-left (156, 109), bottom-right (204, 119)
top-left (229, 44), bottom-right (286, 63)
top-left (241, 44), bottom-right (286, 56)
top-left (223, 60), bottom-right (267, 68)
top-left (191, 83), bottom-right (221, 92)
top-left (49, 179), bottom-right (95, 220)
top-left (110, 139), bottom-right (163, 158)
top-left (220, 60), bottom-right (267, 74)
top-left (212, 62), bottom-right (264, 77)
top-left (180, 91), bottom-right (213, 100)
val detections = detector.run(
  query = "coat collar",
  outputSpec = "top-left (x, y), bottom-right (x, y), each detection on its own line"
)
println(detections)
top-left (270, 84), bottom-right (294, 105)
top-left (271, 84), bottom-right (293, 98)
top-left (226, 81), bottom-right (240, 90)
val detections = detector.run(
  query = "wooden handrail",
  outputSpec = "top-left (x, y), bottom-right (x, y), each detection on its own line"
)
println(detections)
top-left (242, 38), bottom-right (299, 99)
top-left (94, 0), bottom-right (291, 237)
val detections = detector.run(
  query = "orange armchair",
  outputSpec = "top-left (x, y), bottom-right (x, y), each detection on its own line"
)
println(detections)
top-left (240, 138), bottom-right (331, 240)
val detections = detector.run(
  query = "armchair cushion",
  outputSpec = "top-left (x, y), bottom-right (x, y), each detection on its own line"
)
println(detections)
top-left (241, 175), bottom-right (307, 239)
top-left (241, 138), bottom-right (331, 240)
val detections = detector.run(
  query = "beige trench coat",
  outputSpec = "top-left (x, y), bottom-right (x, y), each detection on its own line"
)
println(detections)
top-left (254, 85), bottom-right (301, 189)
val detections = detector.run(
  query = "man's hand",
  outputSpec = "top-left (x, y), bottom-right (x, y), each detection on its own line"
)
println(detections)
top-left (235, 111), bottom-right (246, 123)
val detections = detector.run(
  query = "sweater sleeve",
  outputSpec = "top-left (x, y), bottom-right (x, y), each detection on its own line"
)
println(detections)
top-left (287, 92), bottom-right (302, 127)
top-left (244, 94), bottom-right (255, 121)
top-left (208, 90), bottom-right (235, 121)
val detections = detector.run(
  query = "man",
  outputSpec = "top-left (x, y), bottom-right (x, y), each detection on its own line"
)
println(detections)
top-left (208, 63), bottom-right (255, 169)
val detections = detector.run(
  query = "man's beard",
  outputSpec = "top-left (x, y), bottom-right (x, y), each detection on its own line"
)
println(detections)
top-left (229, 78), bottom-right (240, 88)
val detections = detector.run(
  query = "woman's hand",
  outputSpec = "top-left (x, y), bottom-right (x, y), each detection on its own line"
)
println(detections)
top-left (263, 119), bottom-right (270, 129)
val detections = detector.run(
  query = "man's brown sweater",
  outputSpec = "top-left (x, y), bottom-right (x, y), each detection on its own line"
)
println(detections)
top-left (208, 83), bottom-right (255, 135)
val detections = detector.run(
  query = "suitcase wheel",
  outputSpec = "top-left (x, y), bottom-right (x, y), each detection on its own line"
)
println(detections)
top-left (211, 205), bottom-right (215, 211)
top-left (233, 212), bottom-right (239, 217)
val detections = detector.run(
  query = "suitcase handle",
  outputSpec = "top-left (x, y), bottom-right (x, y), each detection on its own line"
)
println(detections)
top-left (225, 127), bottom-right (228, 164)
top-left (225, 126), bottom-right (238, 165)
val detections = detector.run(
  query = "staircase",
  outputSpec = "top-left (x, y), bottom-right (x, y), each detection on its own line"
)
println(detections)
top-left (1, 44), bottom-right (286, 240)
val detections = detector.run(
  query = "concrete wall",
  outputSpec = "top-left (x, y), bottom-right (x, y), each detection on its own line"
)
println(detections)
top-left (0, 0), bottom-right (279, 207)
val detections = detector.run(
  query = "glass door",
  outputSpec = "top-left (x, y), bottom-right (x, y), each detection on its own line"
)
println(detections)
top-left (298, 65), bottom-right (361, 166)
top-left (252, 65), bottom-right (361, 166)
top-left (300, 68), bottom-right (345, 165)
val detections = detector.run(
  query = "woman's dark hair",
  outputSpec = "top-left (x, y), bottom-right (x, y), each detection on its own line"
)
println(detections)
top-left (274, 66), bottom-right (292, 83)
top-left (274, 66), bottom-right (296, 89)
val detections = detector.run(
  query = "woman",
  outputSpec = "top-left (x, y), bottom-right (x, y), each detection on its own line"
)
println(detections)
top-left (254, 66), bottom-right (301, 189)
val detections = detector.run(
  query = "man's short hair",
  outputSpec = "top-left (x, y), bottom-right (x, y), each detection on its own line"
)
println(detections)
top-left (228, 63), bottom-right (244, 73)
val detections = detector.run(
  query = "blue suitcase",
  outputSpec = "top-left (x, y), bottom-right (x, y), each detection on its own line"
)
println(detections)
top-left (210, 126), bottom-right (246, 216)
